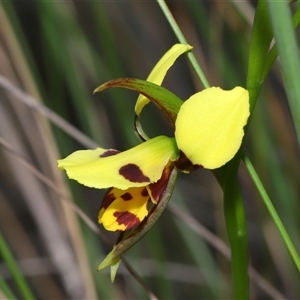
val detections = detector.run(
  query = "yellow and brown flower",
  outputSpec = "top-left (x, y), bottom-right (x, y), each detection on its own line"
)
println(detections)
top-left (57, 44), bottom-right (250, 272)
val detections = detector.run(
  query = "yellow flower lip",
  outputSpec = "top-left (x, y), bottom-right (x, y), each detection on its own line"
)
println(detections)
top-left (175, 86), bottom-right (250, 169)
top-left (99, 186), bottom-right (150, 231)
top-left (98, 162), bottom-right (174, 232)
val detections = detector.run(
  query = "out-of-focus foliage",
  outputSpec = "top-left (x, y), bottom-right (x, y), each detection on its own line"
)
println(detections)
top-left (0, 1), bottom-right (299, 299)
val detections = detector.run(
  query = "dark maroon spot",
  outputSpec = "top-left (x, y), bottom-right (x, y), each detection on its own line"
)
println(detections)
top-left (148, 164), bottom-right (173, 203)
top-left (121, 192), bottom-right (133, 201)
top-left (141, 188), bottom-right (148, 197)
top-left (119, 164), bottom-right (150, 183)
top-left (174, 151), bottom-right (202, 173)
top-left (100, 188), bottom-right (116, 210)
top-left (100, 149), bottom-right (120, 158)
top-left (113, 211), bottom-right (142, 230)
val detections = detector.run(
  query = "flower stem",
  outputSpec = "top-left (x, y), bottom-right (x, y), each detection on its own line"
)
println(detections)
top-left (223, 152), bottom-right (249, 300)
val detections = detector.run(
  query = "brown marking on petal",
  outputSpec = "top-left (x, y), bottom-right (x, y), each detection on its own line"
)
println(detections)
top-left (175, 151), bottom-right (202, 173)
top-left (141, 187), bottom-right (148, 197)
top-left (99, 149), bottom-right (120, 158)
top-left (119, 164), bottom-right (150, 183)
top-left (148, 163), bottom-right (173, 204)
top-left (100, 188), bottom-right (116, 210)
top-left (113, 211), bottom-right (142, 230)
top-left (121, 192), bottom-right (133, 201)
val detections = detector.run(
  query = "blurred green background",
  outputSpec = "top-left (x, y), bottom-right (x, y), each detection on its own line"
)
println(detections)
top-left (0, 1), bottom-right (299, 299)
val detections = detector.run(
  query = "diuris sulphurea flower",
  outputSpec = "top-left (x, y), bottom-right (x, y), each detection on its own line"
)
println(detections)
top-left (57, 44), bottom-right (250, 277)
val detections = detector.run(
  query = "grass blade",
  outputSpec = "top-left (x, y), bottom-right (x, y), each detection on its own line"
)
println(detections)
top-left (156, 0), bottom-right (210, 88)
top-left (0, 231), bottom-right (36, 300)
top-left (267, 1), bottom-right (300, 148)
top-left (243, 155), bottom-right (300, 273)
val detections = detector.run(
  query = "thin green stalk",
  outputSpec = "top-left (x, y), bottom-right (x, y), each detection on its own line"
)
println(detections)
top-left (156, 0), bottom-right (210, 88)
top-left (267, 1), bottom-right (300, 149)
top-left (243, 155), bottom-right (300, 273)
top-left (0, 231), bottom-right (36, 300)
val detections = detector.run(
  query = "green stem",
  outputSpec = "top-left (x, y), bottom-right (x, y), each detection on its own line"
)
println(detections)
top-left (0, 231), bottom-right (36, 300)
top-left (223, 152), bottom-right (249, 300)
top-left (156, 0), bottom-right (210, 88)
top-left (243, 155), bottom-right (300, 273)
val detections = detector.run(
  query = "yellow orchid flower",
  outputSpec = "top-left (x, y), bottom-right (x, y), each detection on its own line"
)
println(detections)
top-left (57, 44), bottom-right (249, 241)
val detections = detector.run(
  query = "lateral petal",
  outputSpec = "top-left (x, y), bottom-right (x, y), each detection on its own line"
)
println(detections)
top-left (175, 87), bottom-right (250, 169)
top-left (57, 135), bottom-right (178, 190)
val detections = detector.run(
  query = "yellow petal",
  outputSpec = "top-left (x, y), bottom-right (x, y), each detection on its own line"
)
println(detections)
top-left (175, 87), bottom-right (250, 169)
top-left (57, 135), bottom-right (178, 190)
top-left (135, 44), bottom-right (193, 116)
top-left (98, 187), bottom-right (150, 231)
